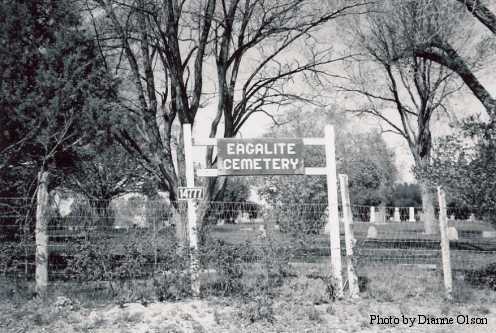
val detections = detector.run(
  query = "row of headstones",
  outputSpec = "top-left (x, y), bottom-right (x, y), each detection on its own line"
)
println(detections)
top-left (366, 225), bottom-right (496, 239)
top-left (368, 206), bottom-right (476, 223)
top-left (369, 207), bottom-right (415, 223)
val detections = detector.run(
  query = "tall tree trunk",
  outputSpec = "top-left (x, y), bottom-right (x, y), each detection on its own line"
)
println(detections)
top-left (172, 126), bottom-right (188, 247)
top-left (420, 181), bottom-right (436, 235)
top-left (415, 115), bottom-right (436, 234)
top-left (92, 199), bottom-right (113, 229)
top-left (416, 145), bottom-right (435, 234)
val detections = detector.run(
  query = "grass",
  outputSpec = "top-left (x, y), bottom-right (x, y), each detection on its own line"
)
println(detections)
top-left (2, 263), bottom-right (496, 333)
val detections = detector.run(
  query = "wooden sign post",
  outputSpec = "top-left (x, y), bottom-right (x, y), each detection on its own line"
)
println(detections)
top-left (183, 124), bottom-right (200, 297)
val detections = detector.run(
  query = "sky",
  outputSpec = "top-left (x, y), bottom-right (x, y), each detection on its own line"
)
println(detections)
top-left (190, 63), bottom-right (495, 184)
top-left (187, 4), bottom-right (496, 184)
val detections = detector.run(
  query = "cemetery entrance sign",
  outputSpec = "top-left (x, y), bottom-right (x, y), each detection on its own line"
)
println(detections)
top-left (183, 124), bottom-right (344, 298)
top-left (217, 138), bottom-right (304, 175)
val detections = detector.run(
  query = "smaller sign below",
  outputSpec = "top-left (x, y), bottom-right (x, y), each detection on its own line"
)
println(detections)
top-left (178, 187), bottom-right (204, 200)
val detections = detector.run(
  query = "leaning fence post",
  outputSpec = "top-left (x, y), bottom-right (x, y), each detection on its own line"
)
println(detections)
top-left (437, 187), bottom-right (453, 299)
top-left (325, 125), bottom-right (343, 298)
top-left (35, 171), bottom-right (49, 298)
top-left (339, 174), bottom-right (359, 298)
top-left (183, 123), bottom-right (200, 297)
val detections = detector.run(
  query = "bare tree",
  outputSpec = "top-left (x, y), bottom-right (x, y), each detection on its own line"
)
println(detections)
top-left (83, 0), bottom-right (372, 212)
top-left (87, 0), bottom-right (215, 199)
top-left (204, 0), bottom-right (370, 201)
top-left (388, 0), bottom-right (496, 119)
top-left (83, 0), bottom-right (216, 241)
top-left (340, 0), bottom-right (463, 233)
top-left (456, 0), bottom-right (496, 34)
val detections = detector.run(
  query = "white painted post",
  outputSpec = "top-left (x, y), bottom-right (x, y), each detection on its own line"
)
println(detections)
top-left (35, 171), bottom-right (49, 298)
top-left (183, 124), bottom-right (200, 297)
top-left (325, 125), bottom-right (343, 298)
top-left (409, 207), bottom-right (415, 222)
top-left (437, 187), bottom-right (452, 299)
top-left (394, 207), bottom-right (400, 222)
top-left (369, 206), bottom-right (375, 223)
top-left (339, 174), bottom-right (359, 298)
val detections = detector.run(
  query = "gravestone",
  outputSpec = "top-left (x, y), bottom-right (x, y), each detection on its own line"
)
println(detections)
top-left (482, 231), bottom-right (496, 238)
top-left (258, 224), bottom-right (267, 238)
top-left (447, 227), bottom-right (458, 241)
top-left (409, 207), bottom-right (415, 222)
top-left (369, 206), bottom-right (376, 223)
top-left (393, 207), bottom-right (400, 222)
top-left (367, 225), bottom-right (378, 238)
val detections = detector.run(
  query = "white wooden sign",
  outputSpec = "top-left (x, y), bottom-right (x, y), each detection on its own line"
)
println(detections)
top-left (178, 187), bottom-right (204, 200)
top-left (217, 138), bottom-right (304, 175)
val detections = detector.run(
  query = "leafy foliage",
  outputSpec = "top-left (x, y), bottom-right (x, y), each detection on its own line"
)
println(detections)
top-left (64, 144), bottom-right (143, 203)
top-left (0, 0), bottom-right (118, 198)
top-left (389, 183), bottom-right (422, 207)
top-left (417, 120), bottom-right (496, 221)
top-left (202, 178), bottom-right (256, 224)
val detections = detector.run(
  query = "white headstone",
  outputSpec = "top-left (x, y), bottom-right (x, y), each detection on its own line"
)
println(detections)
top-left (468, 213), bottom-right (476, 222)
top-left (367, 225), bottom-right (378, 238)
top-left (369, 206), bottom-right (375, 223)
top-left (409, 207), bottom-right (415, 222)
top-left (447, 227), bottom-right (458, 241)
top-left (394, 207), bottom-right (400, 222)
top-left (482, 231), bottom-right (496, 238)
top-left (258, 224), bottom-right (266, 238)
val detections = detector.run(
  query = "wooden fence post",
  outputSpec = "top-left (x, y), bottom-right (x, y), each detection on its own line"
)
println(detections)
top-left (437, 187), bottom-right (453, 299)
top-left (35, 171), bottom-right (49, 298)
top-left (339, 174), bottom-right (359, 298)
top-left (325, 125), bottom-right (343, 298)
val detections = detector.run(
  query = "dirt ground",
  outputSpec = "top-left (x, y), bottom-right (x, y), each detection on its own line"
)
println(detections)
top-left (2, 265), bottom-right (495, 333)
top-left (1, 293), bottom-right (495, 333)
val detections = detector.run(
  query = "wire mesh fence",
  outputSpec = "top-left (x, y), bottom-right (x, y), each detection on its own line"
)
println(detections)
top-left (1, 196), bottom-right (496, 302)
